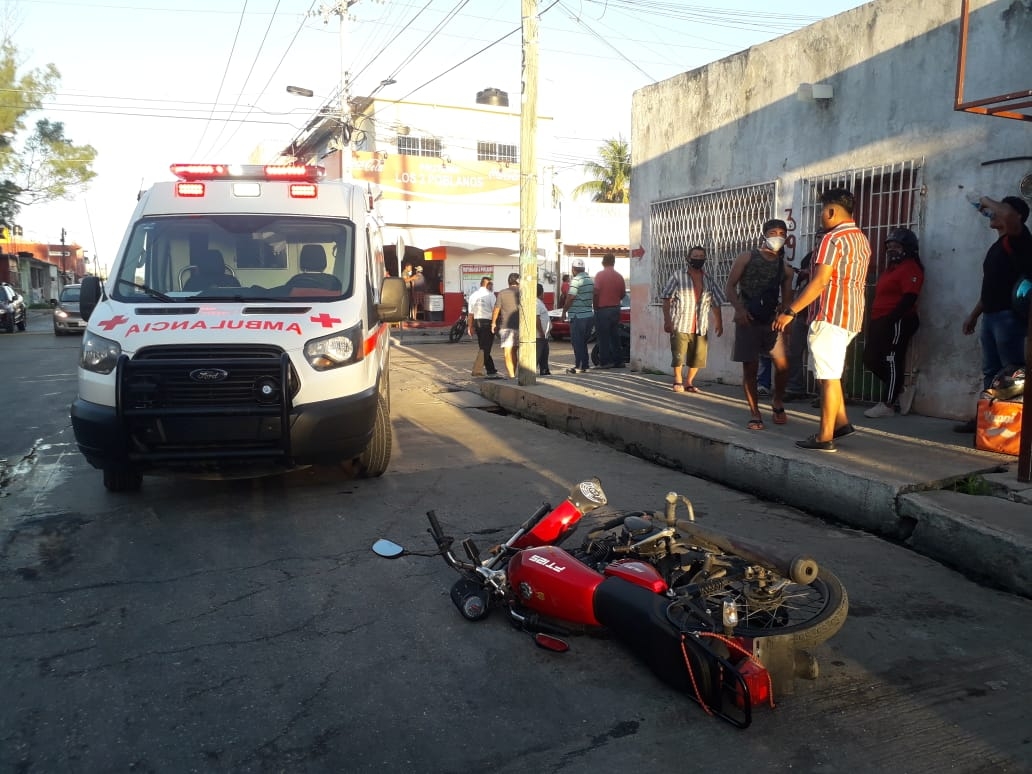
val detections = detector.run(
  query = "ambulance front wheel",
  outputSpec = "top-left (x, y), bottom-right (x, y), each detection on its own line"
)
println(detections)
top-left (354, 393), bottom-right (391, 478)
top-left (103, 465), bottom-right (143, 493)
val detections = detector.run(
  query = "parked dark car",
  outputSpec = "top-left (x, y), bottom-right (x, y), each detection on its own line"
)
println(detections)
top-left (0, 282), bottom-right (27, 333)
top-left (549, 292), bottom-right (629, 341)
top-left (53, 284), bottom-right (86, 335)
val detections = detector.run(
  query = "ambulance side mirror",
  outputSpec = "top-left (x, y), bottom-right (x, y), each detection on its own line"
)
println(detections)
top-left (79, 276), bottom-right (103, 322)
top-left (377, 276), bottom-right (410, 323)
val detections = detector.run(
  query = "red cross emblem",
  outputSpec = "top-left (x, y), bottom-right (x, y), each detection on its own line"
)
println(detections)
top-left (97, 315), bottom-right (129, 331)
top-left (311, 313), bottom-right (342, 328)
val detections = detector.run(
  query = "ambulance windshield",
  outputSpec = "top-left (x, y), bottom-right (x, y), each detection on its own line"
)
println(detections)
top-left (112, 216), bottom-right (355, 302)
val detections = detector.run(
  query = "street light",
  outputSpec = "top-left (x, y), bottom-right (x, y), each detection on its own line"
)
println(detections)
top-left (286, 85), bottom-right (314, 98)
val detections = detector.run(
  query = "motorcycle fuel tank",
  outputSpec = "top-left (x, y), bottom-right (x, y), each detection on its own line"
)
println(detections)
top-left (508, 546), bottom-right (604, 626)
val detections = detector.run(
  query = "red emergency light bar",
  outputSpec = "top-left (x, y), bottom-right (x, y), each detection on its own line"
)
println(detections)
top-left (169, 163), bottom-right (325, 183)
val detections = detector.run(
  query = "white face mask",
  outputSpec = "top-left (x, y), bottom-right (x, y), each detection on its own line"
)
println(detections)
top-left (764, 235), bottom-right (786, 252)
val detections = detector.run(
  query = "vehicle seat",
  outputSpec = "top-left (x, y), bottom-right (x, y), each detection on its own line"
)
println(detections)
top-left (285, 245), bottom-right (343, 292)
top-left (183, 249), bottom-right (241, 291)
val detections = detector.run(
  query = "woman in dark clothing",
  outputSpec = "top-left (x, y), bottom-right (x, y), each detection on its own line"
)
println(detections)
top-left (863, 228), bottom-right (924, 418)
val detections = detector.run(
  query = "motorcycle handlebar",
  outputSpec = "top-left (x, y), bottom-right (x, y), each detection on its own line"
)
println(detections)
top-left (677, 521), bottom-right (819, 585)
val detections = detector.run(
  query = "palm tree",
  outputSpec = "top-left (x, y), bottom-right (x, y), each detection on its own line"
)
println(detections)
top-left (571, 137), bottom-right (630, 203)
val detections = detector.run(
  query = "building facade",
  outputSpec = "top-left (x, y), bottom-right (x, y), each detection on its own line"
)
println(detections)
top-left (285, 90), bottom-right (561, 320)
top-left (630, 0), bottom-right (1030, 419)
top-left (1, 233), bottom-right (86, 304)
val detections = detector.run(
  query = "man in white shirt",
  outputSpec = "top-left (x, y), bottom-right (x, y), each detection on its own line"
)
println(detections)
top-left (466, 277), bottom-right (498, 377)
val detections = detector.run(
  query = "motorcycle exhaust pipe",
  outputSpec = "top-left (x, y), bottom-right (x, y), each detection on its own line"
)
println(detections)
top-left (678, 521), bottom-right (818, 586)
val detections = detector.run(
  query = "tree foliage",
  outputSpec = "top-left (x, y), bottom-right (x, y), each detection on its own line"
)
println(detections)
top-left (571, 136), bottom-right (630, 203)
top-left (0, 40), bottom-right (96, 227)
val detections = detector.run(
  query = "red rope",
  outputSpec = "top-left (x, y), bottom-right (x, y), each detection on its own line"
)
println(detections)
top-left (679, 633), bottom-right (714, 717)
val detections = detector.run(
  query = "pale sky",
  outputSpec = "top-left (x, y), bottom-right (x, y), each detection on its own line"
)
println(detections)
top-left (7, 0), bottom-right (867, 274)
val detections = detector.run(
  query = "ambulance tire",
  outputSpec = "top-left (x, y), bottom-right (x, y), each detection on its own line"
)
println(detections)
top-left (103, 466), bottom-right (143, 493)
top-left (355, 393), bottom-right (391, 478)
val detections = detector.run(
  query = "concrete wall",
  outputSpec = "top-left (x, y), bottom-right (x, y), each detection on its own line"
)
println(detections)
top-left (630, 0), bottom-right (1032, 419)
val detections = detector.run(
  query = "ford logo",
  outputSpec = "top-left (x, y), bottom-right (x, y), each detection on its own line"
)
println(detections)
top-left (190, 368), bottom-right (229, 382)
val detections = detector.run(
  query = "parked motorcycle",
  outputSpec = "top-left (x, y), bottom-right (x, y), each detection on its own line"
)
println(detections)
top-left (448, 297), bottom-right (469, 343)
top-left (373, 477), bottom-right (848, 728)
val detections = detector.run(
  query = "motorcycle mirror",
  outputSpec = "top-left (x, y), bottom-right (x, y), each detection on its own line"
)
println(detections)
top-left (533, 633), bottom-right (570, 653)
top-left (372, 539), bottom-right (406, 558)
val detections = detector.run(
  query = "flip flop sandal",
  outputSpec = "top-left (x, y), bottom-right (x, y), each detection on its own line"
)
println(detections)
top-left (772, 407), bottom-right (788, 425)
top-left (747, 418), bottom-right (765, 430)
top-left (672, 383), bottom-right (686, 393)
top-left (685, 385), bottom-right (701, 393)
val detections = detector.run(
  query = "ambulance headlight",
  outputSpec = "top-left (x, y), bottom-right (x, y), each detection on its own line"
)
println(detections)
top-left (80, 331), bottom-right (122, 375)
top-left (304, 323), bottom-right (363, 371)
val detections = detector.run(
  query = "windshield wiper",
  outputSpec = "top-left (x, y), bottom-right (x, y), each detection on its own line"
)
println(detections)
top-left (116, 278), bottom-right (173, 303)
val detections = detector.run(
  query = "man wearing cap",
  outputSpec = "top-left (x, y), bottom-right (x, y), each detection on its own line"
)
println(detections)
top-left (562, 258), bottom-right (594, 374)
top-left (954, 194), bottom-right (1032, 432)
top-left (725, 218), bottom-right (794, 430)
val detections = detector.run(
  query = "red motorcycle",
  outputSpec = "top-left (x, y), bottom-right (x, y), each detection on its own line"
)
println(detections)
top-left (373, 477), bottom-right (848, 728)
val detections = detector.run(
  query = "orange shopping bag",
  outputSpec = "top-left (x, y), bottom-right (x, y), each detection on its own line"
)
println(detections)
top-left (975, 397), bottom-right (1022, 456)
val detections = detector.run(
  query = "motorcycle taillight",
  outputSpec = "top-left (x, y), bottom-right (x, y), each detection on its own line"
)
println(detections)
top-left (734, 660), bottom-right (772, 709)
top-left (513, 499), bottom-right (582, 548)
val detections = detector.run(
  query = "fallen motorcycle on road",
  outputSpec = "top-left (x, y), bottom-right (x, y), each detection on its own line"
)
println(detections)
top-left (373, 477), bottom-right (848, 728)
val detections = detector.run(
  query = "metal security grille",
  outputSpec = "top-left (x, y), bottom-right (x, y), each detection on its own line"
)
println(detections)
top-left (650, 182), bottom-right (778, 302)
top-left (397, 136), bottom-right (441, 157)
top-left (477, 141), bottom-right (518, 163)
top-left (798, 159), bottom-right (925, 403)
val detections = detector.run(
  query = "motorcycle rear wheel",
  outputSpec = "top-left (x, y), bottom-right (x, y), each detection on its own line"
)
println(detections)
top-left (669, 568), bottom-right (848, 649)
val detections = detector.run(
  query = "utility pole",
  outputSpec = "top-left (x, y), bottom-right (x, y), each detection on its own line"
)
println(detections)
top-left (313, 2), bottom-right (357, 179)
top-left (518, 0), bottom-right (539, 385)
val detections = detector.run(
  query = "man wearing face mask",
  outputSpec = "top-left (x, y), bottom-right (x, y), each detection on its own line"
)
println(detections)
top-left (725, 219), bottom-right (794, 430)
top-left (661, 245), bottom-right (725, 393)
top-left (862, 228), bottom-right (924, 418)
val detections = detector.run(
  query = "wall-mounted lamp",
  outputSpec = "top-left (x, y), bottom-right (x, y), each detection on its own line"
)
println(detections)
top-left (797, 83), bottom-right (834, 102)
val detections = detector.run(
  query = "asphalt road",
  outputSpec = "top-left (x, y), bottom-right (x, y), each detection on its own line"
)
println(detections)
top-left (1, 328), bottom-right (1030, 772)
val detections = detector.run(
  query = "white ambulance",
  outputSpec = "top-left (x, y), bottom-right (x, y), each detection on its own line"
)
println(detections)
top-left (71, 163), bottom-right (409, 492)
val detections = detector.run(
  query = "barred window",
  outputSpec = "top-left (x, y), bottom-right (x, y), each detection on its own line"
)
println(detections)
top-left (397, 136), bottom-right (442, 157)
top-left (477, 141), bottom-right (518, 163)
top-left (650, 182), bottom-right (778, 303)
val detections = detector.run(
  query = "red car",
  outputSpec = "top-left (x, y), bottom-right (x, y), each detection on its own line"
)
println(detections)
top-left (549, 293), bottom-right (629, 341)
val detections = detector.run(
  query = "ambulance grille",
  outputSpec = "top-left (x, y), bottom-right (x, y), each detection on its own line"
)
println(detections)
top-left (123, 345), bottom-right (298, 409)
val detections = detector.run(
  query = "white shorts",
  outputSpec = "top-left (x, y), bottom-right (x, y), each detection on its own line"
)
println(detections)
top-left (498, 327), bottom-right (519, 349)
top-left (807, 321), bottom-right (857, 380)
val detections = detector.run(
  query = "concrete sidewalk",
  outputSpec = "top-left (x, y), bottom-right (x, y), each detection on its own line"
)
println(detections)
top-left (477, 368), bottom-right (1032, 599)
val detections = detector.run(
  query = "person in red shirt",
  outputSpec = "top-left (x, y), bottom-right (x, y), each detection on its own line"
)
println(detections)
top-left (593, 253), bottom-right (627, 368)
top-left (863, 229), bottom-right (924, 418)
top-left (774, 188), bottom-right (872, 452)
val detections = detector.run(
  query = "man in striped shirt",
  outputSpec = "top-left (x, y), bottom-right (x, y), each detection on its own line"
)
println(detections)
top-left (774, 188), bottom-right (871, 452)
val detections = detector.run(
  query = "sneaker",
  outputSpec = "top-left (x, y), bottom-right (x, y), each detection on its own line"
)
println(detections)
top-left (795, 434), bottom-right (837, 452)
top-left (757, 385), bottom-right (771, 397)
top-left (864, 402), bottom-right (896, 418)
top-left (833, 423), bottom-right (855, 439)
top-left (953, 418), bottom-right (977, 433)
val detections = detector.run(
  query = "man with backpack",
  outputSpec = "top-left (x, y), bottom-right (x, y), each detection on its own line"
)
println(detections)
top-left (725, 218), bottom-right (794, 430)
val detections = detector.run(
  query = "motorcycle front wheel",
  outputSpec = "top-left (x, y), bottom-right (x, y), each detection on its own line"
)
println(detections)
top-left (448, 319), bottom-right (466, 343)
top-left (670, 567), bottom-right (848, 649)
